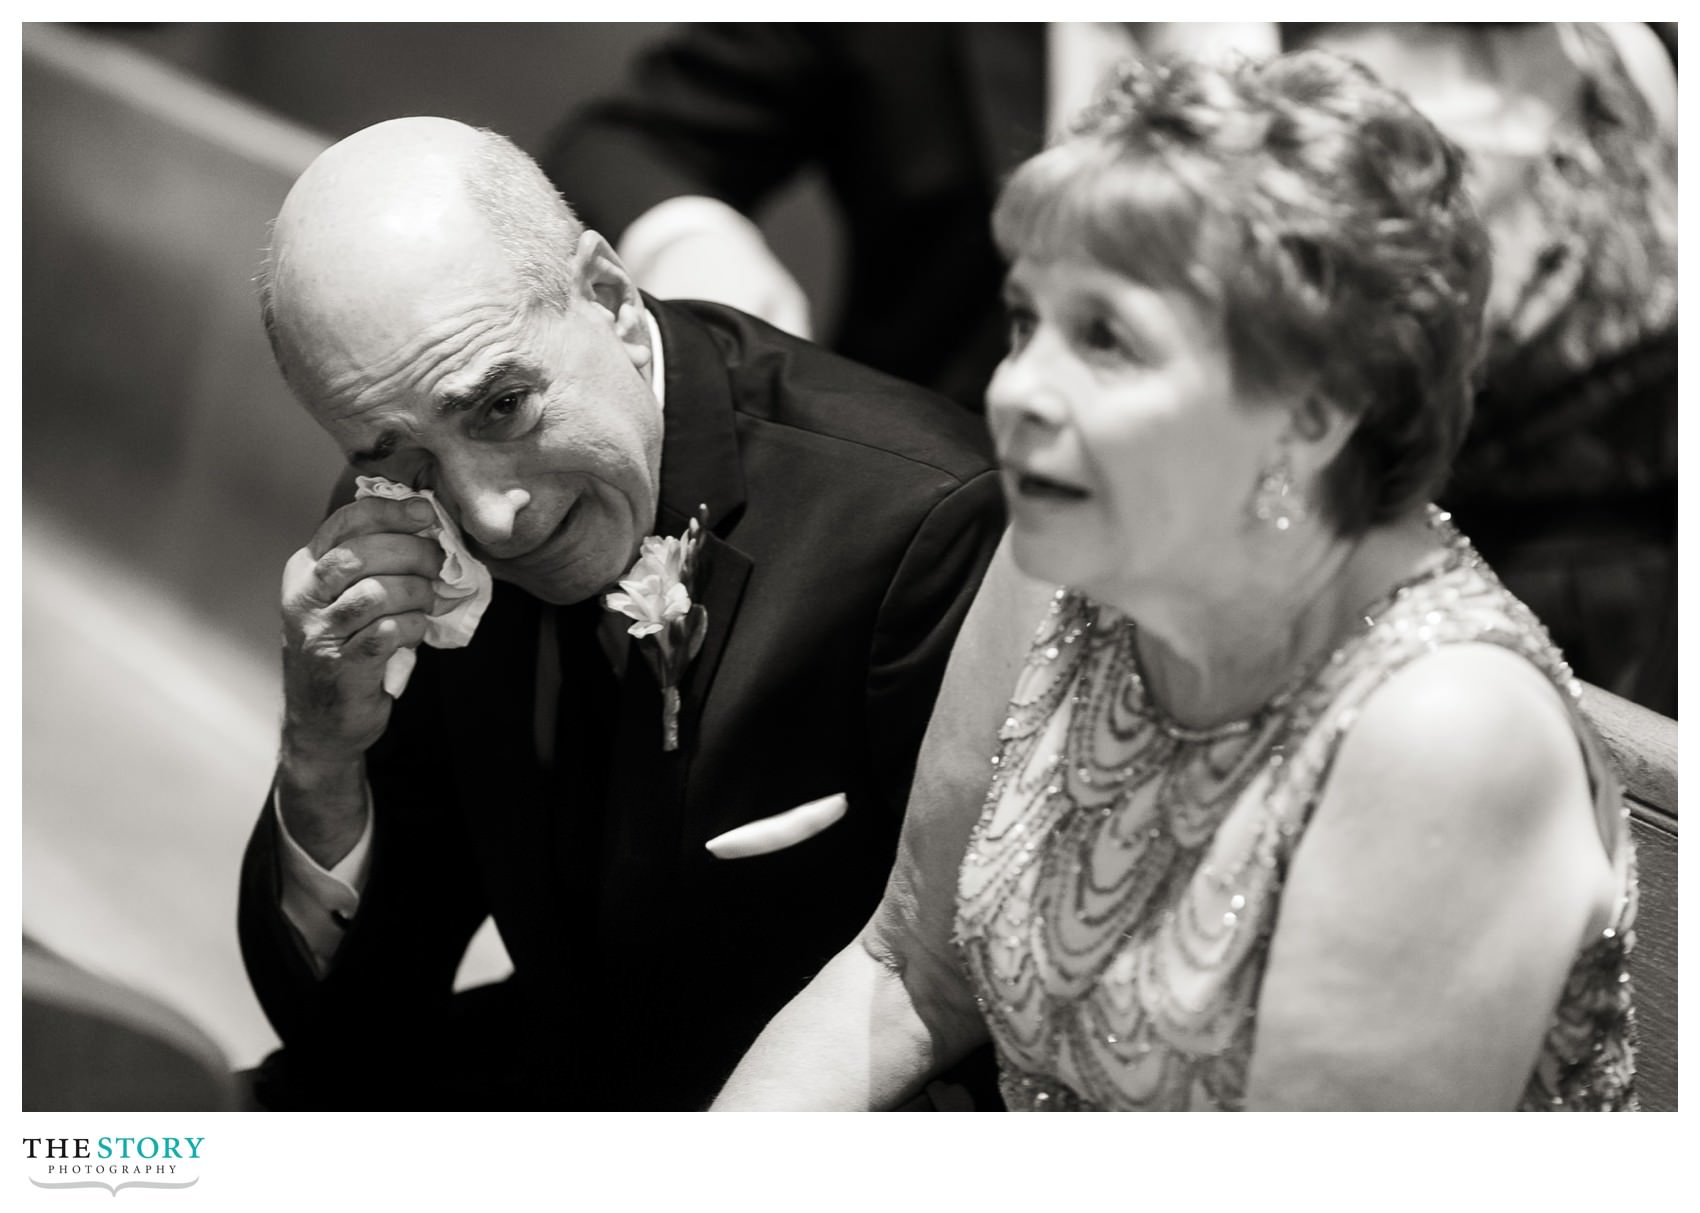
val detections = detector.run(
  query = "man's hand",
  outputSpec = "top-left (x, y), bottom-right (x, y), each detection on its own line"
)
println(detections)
top-left (276, 495), bottom-right (444, 867)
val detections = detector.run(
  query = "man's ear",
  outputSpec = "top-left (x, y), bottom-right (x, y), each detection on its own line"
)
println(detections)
top-left (569, 230), bottom-right (653, 373)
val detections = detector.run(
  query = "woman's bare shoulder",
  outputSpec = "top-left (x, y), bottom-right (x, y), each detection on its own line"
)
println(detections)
top-left (1325, 642), bottom-right (1590, 837)
top-left (1248, 642), bottom-right (1617, 1108)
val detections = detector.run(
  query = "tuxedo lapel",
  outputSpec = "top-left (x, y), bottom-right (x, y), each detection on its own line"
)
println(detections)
top-left (649, 295), bottom-right (747, 528)
top-left (600, 528), bottom-right (754, 848)
top-left (646, 297), bottom-right (754, 747)
top-left (960, 24), bottom-right (1048, 191)
top-left (673, 531), bottom-right (750, 749)
top-left (598, 301), bottom-right (756, 905)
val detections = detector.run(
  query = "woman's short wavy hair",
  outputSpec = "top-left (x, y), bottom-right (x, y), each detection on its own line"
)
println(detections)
top-left (992, 50), bottom-right (1492, 535)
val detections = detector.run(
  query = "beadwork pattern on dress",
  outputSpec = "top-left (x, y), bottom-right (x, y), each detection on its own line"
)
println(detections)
top-left (955, 509), bottom-right (1639, 1111)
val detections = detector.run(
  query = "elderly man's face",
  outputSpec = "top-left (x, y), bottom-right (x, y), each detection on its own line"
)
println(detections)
top-left (285, 239), bottom-right (663, 606)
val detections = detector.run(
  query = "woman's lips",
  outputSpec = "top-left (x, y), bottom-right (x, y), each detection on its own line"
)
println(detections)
top-left (1013, 471), bottom-right (1090, 501)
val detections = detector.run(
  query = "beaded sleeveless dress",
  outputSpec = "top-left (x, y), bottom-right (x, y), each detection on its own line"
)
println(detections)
top-left (954, 512), bottom-right (1638, 1110)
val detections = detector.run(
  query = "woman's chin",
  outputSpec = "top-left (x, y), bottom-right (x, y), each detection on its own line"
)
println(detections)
top-left (1007, 521), bottom-right (1075, 588)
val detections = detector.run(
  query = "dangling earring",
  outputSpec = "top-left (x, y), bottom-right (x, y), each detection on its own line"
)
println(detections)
top-left (1250, 451), bottom-right (1310, 532)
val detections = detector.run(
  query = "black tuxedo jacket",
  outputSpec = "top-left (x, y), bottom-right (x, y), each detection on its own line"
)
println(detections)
top-left (239, 299), bottom-right (1004, 1109)
top-left (544, 23), bottom-right (1047, 412)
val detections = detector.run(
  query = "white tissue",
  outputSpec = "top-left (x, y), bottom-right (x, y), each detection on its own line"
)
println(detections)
top-left (353, 476), bottom-right (493, 697)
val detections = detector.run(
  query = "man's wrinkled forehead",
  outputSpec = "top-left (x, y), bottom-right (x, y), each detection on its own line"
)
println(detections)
top-left (271, 201), bottom-right (518, 395)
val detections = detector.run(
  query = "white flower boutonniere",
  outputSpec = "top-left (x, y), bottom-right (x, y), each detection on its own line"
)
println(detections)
top-left (604, 504), bottom-right (710, 751)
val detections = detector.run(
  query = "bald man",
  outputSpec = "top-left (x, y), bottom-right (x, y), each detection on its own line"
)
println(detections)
top-left (237, 118), bottom-right (1003, 1109)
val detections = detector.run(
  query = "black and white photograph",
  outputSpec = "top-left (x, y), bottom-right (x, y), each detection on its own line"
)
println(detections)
top-left (16, 14), bottom-right (1684, 1204)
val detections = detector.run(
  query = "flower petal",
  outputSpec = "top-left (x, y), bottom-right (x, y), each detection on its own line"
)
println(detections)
top-left (610, 528), bottom-right (705, 649)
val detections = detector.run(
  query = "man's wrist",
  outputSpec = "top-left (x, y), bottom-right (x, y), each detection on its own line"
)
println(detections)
top-left (275, 749), bottom-right (368, 869)
top-left (617, 195), bottom-right (766, 279)
top-left (274, 779), bottom-right (374, 975)
top-left (277, 736), bottom-right (364, 785)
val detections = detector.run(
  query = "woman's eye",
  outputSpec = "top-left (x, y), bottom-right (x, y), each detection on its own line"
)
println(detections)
top-left (1082, 318), bottom-right (1121, 353)
top-left (1005, 306), bottom-right (1037, 351)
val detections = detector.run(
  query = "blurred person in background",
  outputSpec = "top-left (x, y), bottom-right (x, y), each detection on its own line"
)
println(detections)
top-left (544, 23), bottom-right (1274, 413)
top-left (714, 51), bottom-right (1639, 1112)
top-left (239, 116), bottom-right (1004, 1109)
top-left (548, 22), bottom-right (1677, 714)
top-left (1286, 23), bottom-right (1678, 716)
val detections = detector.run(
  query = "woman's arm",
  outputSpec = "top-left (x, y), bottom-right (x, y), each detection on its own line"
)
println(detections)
top-left (1247, 644), bottom-right (1620, 1110)
top-left (714, 532), bottom-right (1050, 1109)
top-left (707, 933), bottom-right (967, 1111)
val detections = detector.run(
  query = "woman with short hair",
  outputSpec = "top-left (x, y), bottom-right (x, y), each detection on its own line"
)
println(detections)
top-left (714, 50), bottom-right (1638, 1112)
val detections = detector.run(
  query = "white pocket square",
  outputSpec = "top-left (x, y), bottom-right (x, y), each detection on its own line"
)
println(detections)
top-left (704, 794), bottom-right (848, 859)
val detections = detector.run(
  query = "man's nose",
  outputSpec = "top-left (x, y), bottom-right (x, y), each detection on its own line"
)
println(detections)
top-left (439, 465), bottom-right (532, 551)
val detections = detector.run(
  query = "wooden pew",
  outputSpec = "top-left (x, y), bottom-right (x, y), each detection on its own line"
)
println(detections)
top-left (23, 21), bottom-right (340, 658)
top-left (23, 937), bottom-right (239, 1111)
top-left (22, 23), bottom-right (339, 1070)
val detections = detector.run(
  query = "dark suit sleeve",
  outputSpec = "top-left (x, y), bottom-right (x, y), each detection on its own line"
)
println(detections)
top-left (542, 23), bottom-right (838, 236)
top-left (237, 647), bottom-right (490, 1095)
top-left (864, 468), bottom-right (1007, 819)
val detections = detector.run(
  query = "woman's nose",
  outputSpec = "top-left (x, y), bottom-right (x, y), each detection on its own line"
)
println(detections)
top-left (986, 344), bottom-right (1065, 440)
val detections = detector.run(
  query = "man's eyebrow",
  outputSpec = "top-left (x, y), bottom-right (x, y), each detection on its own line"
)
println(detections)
top-left (349, 431), bottom-right (400, 468)
top-left (435, 360), bottom-right (528, 417)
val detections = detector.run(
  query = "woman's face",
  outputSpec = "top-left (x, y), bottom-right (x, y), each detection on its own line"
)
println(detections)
top-left (986, 254), bottom-right (1288, 604)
